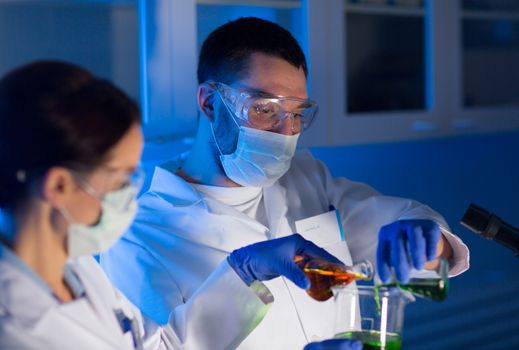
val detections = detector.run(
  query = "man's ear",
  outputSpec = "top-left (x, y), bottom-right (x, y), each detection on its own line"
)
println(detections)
top-left (197, 83), bottom-right (216, 122)
top-left (40, 167), bottom-right (76, 208)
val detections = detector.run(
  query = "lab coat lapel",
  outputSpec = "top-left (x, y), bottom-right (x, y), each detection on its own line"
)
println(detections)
top-left (0, 259), bottom-right (58, 327)
top-left (148, 166), bottom-right (207, 209)
top-left (50, 261), bottom-right (127, 348)
top-left (47, 299), bottom-right (126, 349)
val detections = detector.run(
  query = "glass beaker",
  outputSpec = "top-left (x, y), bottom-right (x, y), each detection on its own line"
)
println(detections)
top-left (294, 255), bottom-right (374, 301)
top-left (333, 284), bottom-right (415, 350)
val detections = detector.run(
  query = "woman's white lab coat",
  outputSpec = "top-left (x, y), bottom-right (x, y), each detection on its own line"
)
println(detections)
top-left (101, 150), bottom-right (470, 350)
top-left (0, 244), bottom-right (271, 350)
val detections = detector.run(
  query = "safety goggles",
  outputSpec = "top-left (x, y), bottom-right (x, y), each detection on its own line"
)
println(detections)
top-left (211, 82), bottom-right (318, 133)
top-left (69, 165), bottom-right (144, 209)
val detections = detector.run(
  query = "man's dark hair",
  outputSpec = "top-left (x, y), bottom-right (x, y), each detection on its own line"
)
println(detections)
top-left (197, 17), bottom-right (308, 84)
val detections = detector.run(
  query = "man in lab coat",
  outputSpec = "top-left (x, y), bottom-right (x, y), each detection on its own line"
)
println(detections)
top-left (101, 17), bottom-right (469, 349)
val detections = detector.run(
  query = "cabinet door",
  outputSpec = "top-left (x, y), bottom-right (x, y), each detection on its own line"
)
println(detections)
top-left (304, 0), bottom-right (445, 146)
top-left (345, 1), bottom-right (426, 113)
top-left (0, 0), bottom-right (139, 101)
top-left (457, 0), bottom-right (519, 134)
top-left (306, 0), bottom-right (519, 146)
top-left (138, 0), bottom-right (198, 141)
top-left (462, 0), bottom-right (519, 108)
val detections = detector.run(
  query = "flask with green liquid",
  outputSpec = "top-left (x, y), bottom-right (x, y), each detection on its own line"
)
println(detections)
top-left (377, 257), bottom-right (449, 302)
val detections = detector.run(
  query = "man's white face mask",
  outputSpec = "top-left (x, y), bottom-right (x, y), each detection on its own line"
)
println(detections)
top-left (216, 125), bottom-right (299, 187)
top-left (210, 82), bottom-right (306, 187)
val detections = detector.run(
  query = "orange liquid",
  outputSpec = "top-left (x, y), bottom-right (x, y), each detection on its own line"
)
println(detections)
top-left (295, 255), bottom-right (367, 301)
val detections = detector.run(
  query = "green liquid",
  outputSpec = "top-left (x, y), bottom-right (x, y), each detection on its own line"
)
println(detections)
top-left (335, 330), bottom-right (401, 350)
top-left (378, 277), bottom-right (449, 302)
top-left (399, 277), bottom-right (448, 301)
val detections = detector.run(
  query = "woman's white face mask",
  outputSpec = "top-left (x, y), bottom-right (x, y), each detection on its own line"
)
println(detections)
top-left (60, 183), bottom-right (138, 258)
top-left (213, 124), bottom-right (299, 187)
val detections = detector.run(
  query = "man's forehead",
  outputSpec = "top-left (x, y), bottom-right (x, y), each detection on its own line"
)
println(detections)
top-left (235, 53), bottom-right (308, 99)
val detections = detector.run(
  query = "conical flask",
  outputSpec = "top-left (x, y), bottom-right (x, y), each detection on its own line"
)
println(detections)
top-left (379, 257), bottom-right (449, 302)
top-left (294, 255), bottom-right (374, 301)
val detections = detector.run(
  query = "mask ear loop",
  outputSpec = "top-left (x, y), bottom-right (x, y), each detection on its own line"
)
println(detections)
top-left (210, 121), bottom-right (225, 157)
top-left (69, 171), bottom-right (102, 202)
top-left (58, 206), bottom-right (76, 226)
top-left (211, 87), bottom-right (242, 156)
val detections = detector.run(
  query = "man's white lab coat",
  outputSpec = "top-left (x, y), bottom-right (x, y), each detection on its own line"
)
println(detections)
top-left (101, 150), bottom-right (469, 349)
top-left (0, 244), bottom-right (271, 350)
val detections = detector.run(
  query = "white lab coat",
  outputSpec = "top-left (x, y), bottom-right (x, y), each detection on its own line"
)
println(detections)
top-left (100, 150), bottom-right (469, 349)
top-left (0, 244), bottom-right (272, 350)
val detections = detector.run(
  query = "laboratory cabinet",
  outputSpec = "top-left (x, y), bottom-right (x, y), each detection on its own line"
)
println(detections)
top-left (306, 0), bottom-right (519, 146)
top-left (138, 0), bottom-right (519, 146)
top-left (1, 0), bottom-right (518, 146)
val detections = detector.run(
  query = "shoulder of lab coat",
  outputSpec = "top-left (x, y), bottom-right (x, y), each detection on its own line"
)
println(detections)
top-left (0, 255), bottom-right (127, 350)
top-left (160, 259), bottom-right (272, 350)
top-left (0, 253), bottom-right (142, 349)
top-left (142, 165), bottom-right (204, 207)
top-left (285, 149), bottom-right (469, 276)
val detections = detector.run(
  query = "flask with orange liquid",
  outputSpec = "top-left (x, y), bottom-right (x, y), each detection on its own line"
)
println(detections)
top-left (294, 255), bottom-right (374, 301)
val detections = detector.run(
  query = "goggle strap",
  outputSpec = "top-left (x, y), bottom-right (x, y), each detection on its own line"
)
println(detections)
top-left (210, 122), bottom-right (225, 157)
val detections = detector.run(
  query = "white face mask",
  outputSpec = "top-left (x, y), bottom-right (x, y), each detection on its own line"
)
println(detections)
top-left (215, 125), bottom-right (299, 187)
top-left (60, 184), bottom-right (138, 258)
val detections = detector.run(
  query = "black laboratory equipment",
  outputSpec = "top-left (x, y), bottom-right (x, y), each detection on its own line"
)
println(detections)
top-left (461, 203), bottom-right (519, 257)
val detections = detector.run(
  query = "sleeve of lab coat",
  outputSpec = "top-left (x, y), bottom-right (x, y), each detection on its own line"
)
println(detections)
top-left (299, 150), bottom-right (469, 276)
top-left (134, 259), bottom-right (273, 350)
top-left (100, 235), bottom-right (184, 325)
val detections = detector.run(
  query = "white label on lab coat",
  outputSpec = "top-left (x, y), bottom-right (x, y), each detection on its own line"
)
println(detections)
top-left (295, 209), bottom-right (344, 248)
top-left (290, 209), bottom-right (355, 340)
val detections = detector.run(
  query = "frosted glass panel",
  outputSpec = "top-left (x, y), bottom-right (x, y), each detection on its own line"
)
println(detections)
top-left (346, 12), bottom-right (425, 113)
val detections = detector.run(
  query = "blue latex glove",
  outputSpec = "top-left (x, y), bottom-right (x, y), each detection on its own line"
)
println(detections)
top-left (377, 219), bottom-right (441, 284)
top-left (228, 233), bottom-right (344, 289)
top-left (303, 339), bottom-right (363, 350)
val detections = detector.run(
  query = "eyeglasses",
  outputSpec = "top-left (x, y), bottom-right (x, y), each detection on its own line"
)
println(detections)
top-left (211, 82), bottom-right (318, 133)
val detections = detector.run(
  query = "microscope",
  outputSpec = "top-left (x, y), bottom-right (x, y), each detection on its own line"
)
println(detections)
top-left (461, 203), bottom-right (519, 257)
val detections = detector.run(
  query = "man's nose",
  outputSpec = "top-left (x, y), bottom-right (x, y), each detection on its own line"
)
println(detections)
top-left (275, 113), bottom-right (300, 135)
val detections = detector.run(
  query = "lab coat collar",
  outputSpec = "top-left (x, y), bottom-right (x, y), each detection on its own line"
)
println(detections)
top-left (61, 257), bottom-right (131, 348)
top-left (0, 245), bottom-right (58, 324)
top-left (143, 162), bottom-right (273, 249)
top-left (0, 241), bottom-right (54, 296)
top-left (148, 165), bottom-right (204, 207)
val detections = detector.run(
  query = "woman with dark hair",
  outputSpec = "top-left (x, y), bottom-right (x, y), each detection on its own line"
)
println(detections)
top-left (0, 61), bottom-right (359, 350)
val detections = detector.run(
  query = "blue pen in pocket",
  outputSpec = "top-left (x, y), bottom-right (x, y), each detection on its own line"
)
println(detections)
top-left (329, 204), bottom-right (345, 241)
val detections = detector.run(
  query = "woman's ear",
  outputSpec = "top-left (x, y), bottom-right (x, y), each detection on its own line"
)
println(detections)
top-left (197, 83), bottom-right (216, 122)
top-left (40, 167), bottom-right (76, 208)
